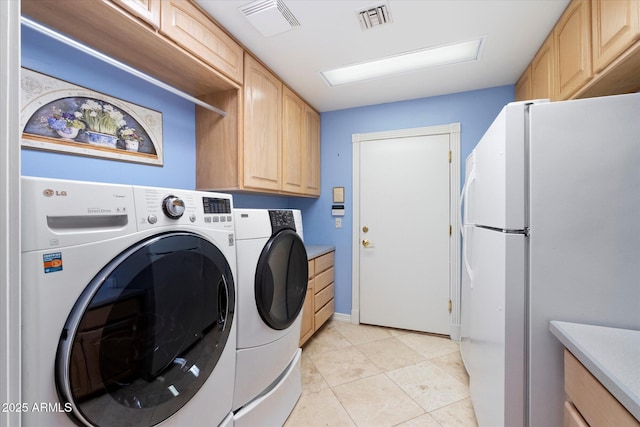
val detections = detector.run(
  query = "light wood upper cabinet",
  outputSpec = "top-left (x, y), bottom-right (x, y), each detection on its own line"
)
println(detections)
top-left (112, 0), bottom-right (160, 28)
top-left (21, 0), bottom-right (239, 97)
top-left (592, 0), bottom-right (640, 72)
top-left (159, 0), bottom-right (243, 84)
top-left (516, 0), bottom-right (640, 102)
top-left (196, 55), bottom-right (321, 197)
top-left (515, 65), bottom-right (532, 102)
top-left (282, 87), bottom-right (321, 196)
top-left (244, 53), bottom-right (283, 192)
top-left (304, 105), bottom-right (321, 197)
top-left (282, 86), bottom-right (306, 194)
top-left (555, 0), bottom-right (593, 99)
top-left (531, 34), bottom-right (556, 100)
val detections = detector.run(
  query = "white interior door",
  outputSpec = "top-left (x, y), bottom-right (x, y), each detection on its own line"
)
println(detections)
top-left (356, 131), bottom-right (451, 334)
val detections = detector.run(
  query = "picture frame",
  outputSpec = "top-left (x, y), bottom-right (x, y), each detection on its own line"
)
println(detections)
top-left (20, 68), bottom-right (163, 166)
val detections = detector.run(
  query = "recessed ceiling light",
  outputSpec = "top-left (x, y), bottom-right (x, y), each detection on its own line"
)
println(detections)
top-left (321, 38), bottom-right (483, 86)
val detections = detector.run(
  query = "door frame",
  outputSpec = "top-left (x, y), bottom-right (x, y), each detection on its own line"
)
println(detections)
top-left (1, 2), bottom-right (21, 426)
top-left (351, 124), bottom-right (461, 340)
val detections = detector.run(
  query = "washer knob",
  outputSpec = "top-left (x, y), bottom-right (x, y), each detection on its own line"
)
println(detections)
top-left (162, 195), bottom-right (185, 219)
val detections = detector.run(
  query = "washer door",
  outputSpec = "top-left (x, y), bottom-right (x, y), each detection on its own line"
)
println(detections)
top-left (254, 229), bottom-right (308, 330)
top-left (56, 232), bottom-right (235, 427)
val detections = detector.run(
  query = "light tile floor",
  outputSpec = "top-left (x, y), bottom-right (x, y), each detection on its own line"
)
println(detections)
top-left (284, 320), bottom-right (478, 427)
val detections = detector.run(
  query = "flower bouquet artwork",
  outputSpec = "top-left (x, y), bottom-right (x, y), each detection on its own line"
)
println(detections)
top-left (21, 68), bottom-right (163, 166)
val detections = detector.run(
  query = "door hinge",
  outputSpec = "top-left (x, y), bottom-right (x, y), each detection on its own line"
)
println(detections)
top-left (448, 299), bottom-right (452, 313)
top-left (449, 225), bottom-right (452, 236)
top-left (448, 150), bottom-right (452, 163)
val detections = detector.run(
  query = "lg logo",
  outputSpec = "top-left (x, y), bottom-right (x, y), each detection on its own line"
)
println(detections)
top-left (43, 189), bottom-right (67, 197)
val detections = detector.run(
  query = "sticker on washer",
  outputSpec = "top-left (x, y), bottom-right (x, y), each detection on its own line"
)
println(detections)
top-left (43, 252), bottom-right (63, 273)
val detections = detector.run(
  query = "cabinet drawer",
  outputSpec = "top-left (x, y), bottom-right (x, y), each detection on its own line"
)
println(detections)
top-left (564, 350), bottom-right (638, 427)
top-left (314, 283), bottom-right (334, 311)
top-left (314, 299), bottom-right (334, 330)
top-left (299, 279), bottom-right (314, 346)
top-left (315, 267), bottom-right (334, 293)
top-left (564, 401), bottom-right (589, 427)
top-left (159, 0), bottom-right (243, 83)
top-left (308, 259), bottom-right (314, 279)
top-left (314, 251), bottom-right (334, 275)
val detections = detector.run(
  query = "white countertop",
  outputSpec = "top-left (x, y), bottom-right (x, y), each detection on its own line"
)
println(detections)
top-left (305, 244), bottom-right (335, 260)
top-left (550, 321), bottom-right (640, 421)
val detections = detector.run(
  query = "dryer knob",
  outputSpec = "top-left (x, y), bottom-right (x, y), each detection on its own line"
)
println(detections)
top-left (162, 195), bottom-right (185, 219)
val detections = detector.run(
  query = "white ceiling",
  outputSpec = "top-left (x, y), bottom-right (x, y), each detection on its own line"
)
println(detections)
top-left (195, 0), bottom-right (569, 112)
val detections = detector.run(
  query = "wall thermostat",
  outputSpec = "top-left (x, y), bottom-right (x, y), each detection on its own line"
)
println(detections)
top-left (331, 204), bottom-right (345, 216)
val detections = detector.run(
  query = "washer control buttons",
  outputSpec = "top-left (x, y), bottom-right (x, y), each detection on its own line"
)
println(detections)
top-left (189, 214), bottom-right (196, 223)
top-left (147, 214), bottom-right (158, 224)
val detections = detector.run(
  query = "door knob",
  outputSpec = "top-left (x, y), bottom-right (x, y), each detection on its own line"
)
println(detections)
top-left (362, 239), bottom-right (371, 248)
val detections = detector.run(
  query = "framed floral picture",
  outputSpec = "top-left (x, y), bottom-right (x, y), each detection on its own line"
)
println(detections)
top-left (20, 68), bottom-right (163, 166)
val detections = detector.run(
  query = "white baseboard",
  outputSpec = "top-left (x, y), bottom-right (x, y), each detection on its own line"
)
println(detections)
top-left (331, 312), bottom-right (351, 323)
top-left (450, 323), bottom-right (461, 342)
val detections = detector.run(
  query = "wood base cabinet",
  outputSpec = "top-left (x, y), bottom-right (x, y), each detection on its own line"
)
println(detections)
top-left (300, 251), bottom-right (335, 346)
top-left (563, 350), bottom-right (639, 427)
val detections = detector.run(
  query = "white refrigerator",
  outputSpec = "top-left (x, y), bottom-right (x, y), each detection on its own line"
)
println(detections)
top-left (460, 93), bottom-right (640, 427)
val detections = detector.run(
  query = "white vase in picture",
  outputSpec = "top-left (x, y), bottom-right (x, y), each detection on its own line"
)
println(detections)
top-left (125, 139), bottom-right (139, 152)
top-left (56, 127), bottom-right (79, 140)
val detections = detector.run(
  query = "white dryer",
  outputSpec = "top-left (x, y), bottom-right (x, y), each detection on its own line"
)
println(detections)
top-left (233, 209), bottom-right (308, 426)
top-left (21, 177), bottom-right (237, 427)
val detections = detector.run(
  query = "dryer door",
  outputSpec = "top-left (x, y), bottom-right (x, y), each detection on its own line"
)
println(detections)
top-left (56, 232), bottom-right (235, 427)
top-left (255, 229), bottom-right (308, 330)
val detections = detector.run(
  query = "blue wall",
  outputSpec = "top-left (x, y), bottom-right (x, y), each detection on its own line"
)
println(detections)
top-left (22, 24), bottom-right (514, 317)
top-left (292, 86), bottom-right (515, 315)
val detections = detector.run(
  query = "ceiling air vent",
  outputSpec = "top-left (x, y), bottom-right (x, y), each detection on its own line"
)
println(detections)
top-left (357, 2), bottom-right (393, 30)
top-left (239, 0), bottom-right (300, 37)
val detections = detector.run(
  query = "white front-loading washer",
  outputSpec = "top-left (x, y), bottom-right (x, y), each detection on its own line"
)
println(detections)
top-left (21, 177), bottom-right (237, 427)
top-left (232, 209), bottom-right (307, 426)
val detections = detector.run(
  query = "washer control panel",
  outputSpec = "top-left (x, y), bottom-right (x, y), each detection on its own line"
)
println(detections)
top-left (133, 186), bottom-right (233, 231)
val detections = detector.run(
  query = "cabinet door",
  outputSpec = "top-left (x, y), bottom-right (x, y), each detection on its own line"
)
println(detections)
top-left (592, 0), bottom-right (640, 72)
top-left (244, 54), bottom-right (282, 191)
top-left (112, 0), bottom-right (160, 28)
top-left (531, 34), bottom-right (556, 100)
top-left (282, 86), bottom-right (305, 194)
top-left (304, 105), bottom-right (321, 196)
top-left (555, 0), bottom-right (593, 99)
top-left (515, 65), bottom-right (532, 101)
top-left (160, 0), bottom-right (243, 83)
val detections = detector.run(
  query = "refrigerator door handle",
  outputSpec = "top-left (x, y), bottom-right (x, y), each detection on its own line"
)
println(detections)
top-left (460, 168), bottom-right (476, 237)
top-left (463, 225), bottom-right (474, 284)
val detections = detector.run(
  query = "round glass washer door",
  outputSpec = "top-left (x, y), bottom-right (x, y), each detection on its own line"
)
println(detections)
top-left (255, 229), bottom-right (308, 330)
top-left (56, 232), bottom-right (235, 427)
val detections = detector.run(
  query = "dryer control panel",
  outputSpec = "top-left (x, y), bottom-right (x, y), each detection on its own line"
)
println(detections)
top-left (268, 210), bottom-right (296, 235)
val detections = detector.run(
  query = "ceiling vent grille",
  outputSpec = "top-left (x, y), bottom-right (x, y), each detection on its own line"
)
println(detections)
top-left (239, 0), bottom-right (300, 37)
top-left (358, 3), bottom-right (392, 30)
